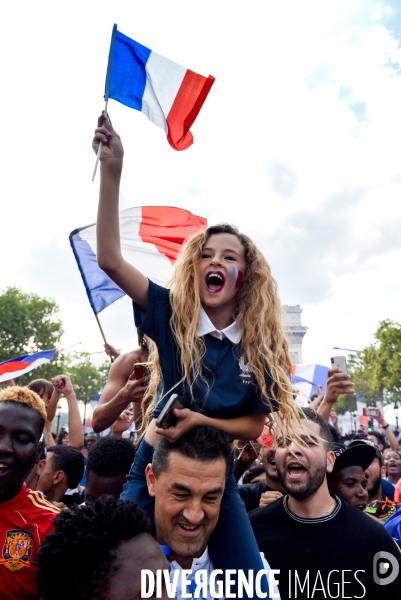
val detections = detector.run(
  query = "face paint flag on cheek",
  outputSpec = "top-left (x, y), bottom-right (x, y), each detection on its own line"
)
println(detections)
top-left (235, 269), bottom-right (243, 288)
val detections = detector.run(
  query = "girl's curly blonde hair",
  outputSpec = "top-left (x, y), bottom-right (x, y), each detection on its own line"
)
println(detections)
top-left (140, 223), bottom-right (299, 438)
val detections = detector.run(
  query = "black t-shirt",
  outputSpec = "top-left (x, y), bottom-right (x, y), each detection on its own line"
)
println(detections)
top-left (250, 495), bottom-right (401, 599)
top-left (238, 481), bottom-right (271, 512)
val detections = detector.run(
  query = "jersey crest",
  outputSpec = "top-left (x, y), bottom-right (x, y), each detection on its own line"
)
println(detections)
top-left (239, 356), bottom-right (252, 384)
top-left (0, 529), bottom-right (33, 571)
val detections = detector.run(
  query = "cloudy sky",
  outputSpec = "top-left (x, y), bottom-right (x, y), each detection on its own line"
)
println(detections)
top-left (1, 0), bottom-right (400, 368)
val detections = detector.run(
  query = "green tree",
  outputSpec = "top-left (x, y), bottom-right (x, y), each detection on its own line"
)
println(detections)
top-left (0, 287), bottom-right (65, 383)
top-left (332, 393), bottom-right (357, 415)
top-left (348, 319), bottom-right (401, 406)
top-left (65, 353), bottom-right (108, 404)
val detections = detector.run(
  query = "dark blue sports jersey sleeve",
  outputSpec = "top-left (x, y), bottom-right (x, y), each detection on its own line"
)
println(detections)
top-left (241, 391), bottom-right (275, 415)
top-left (133, 279), bottom-right (279, 419)
top-left (133, 279), bottom-right (172, 345)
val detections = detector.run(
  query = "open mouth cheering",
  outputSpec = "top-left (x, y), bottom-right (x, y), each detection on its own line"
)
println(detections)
top-left (205, 270), bottom-right (225, 293)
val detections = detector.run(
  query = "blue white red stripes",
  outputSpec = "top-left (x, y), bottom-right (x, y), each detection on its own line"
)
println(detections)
top-left (69, 206), bottom-right (207, 315)
top-left (107, 29), bottom-right (215, 150)
top-left (292, 363), bottom-right (329, 405)
top-left (0, 350), bottom-right (56, 383)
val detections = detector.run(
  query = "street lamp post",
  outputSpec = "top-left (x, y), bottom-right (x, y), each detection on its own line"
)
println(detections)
top-left (332, 347), bottom-right (363, 353)
top-left (56, 404), bottom-right (62, 436)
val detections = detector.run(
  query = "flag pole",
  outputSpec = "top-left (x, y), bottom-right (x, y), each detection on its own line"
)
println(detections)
top-left (92, 99), bottom-right (108, 182)
top-left (92, 24), bottom-right (118, 182)
top-left (95, 314), bottom-right (114, 362)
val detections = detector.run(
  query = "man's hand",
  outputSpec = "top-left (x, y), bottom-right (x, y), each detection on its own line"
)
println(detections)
top-left (51, 375), bottom-right (74, 396)
top-left (93, 113), bottom-right (124, 166)
top-left (121, 371), bottom-right (148, 403)
top-left (259, 491), bottom-right (283, 508)
top-left (371, 408), bottom-right (386, 427)
top-left (155, 408), bottom-right (203, 443)
top-left (104, 343), bottom-right (120, 362)
top-left (111, 406), bottom-right (135, 437)
top-left (324, 367), bottom-right (354, 405)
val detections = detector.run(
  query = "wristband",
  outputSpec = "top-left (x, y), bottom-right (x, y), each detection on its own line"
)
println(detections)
top-left (382, 424), bottom-right (389, 429)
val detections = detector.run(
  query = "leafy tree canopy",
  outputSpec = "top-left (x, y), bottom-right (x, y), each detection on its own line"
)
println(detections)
top-left (65, 353), bottom-right (110, 404)
top-left (0, 287), bottom-right (65, 383)
top-left (0, 287), bottom-right (111, 395)
top-left (348, 319), bottom-right (401, 406)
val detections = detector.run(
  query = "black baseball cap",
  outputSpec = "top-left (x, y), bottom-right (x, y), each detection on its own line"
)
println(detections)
top-left (331, 441), bottom-right (377, 474)
top-left (348, 439), bottom-right (383, 465)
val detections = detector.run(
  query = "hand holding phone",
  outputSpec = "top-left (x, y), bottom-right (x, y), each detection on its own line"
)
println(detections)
top-left (156, 394), bottom-right (190, 429)
top-left (330, 356), bottom-right (348, 374)
top-left (362, 407), bottom-right (380, 418)
top-left (134, 362), bottom-right (151, 380)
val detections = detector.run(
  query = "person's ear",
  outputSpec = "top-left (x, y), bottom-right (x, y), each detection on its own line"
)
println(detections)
top-left (326, 450), bottom-right (335, 474)
top-left (53, 471), bottom-right (65, 486)
top-left (381, 465), bottom-right (386, 477)
top-left (145, 464), bottom-right (156, 497)
top-left (36, 459), bottom-right (47, 477)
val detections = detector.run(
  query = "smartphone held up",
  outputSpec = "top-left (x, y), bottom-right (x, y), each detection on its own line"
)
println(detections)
top-left (134, 362), bottom-right (151, 380)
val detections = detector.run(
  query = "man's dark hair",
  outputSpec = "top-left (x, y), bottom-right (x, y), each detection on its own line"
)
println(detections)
top-left (87, 437), bottom-right (135, 477)
top-left (152, 426), bottom-right (232, 478)
top-left (35, 496), bottom-right (151, 600)
top-left (299, 407), bottom-right (332, 450)
top-left (47, 445), bottom-right (85, 489)
top-left (369, 430), bottom-right (386, 449)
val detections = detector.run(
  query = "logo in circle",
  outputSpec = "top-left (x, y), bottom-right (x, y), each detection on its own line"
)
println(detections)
top-left (373, 551), bottom-right (399, 586)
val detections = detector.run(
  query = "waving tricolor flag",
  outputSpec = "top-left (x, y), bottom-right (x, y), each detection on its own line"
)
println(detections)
top-left (69, 206), bottom-right (207, 315)
top-left (292, 364), bottom-right (329, 406)
top-left (105, 25), bottom-right (215, 150)
top-left (0, 350), bottom-right (56, 383)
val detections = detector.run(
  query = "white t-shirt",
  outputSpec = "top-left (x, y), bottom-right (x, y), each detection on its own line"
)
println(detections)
top-left (169, 546), bottom-right (280, 600)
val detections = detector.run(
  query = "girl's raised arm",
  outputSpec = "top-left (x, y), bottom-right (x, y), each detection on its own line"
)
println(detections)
top-left (94, 114), bottom-right (149, 309)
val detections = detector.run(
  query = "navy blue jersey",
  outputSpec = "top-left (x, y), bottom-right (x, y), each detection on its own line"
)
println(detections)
top-left (133, 280), bottom-right (276, 419)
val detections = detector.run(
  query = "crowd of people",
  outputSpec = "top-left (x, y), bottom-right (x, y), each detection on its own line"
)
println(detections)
top-left (1, 116), bottom-right (400, 599)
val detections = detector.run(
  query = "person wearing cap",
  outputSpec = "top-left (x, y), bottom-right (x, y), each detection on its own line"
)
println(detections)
top-left (327, 441), bottom-right (375, 511)
top-left (356, 439), bottom-right (400, 522)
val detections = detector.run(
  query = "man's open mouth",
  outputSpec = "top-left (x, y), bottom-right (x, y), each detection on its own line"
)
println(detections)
top-left (356, 503), bottom-right (367, 511)
top-left (205, 271), bottom-right (225, 292)
top-left (0, 463), bottom-right (11, 475)
top-left (177, 523), bottom-right (202, 536)
top-left (287, 463), bottom-right (307, 480)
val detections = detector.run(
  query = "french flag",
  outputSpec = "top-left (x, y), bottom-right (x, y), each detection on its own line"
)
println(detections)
top-left (292, 364), bottom-right (329, 406)
top-left (0, 350), bottom-right (56, 383)
top-left (69, 206), bottom-right (207, 315)
top-left (107, 26), bottom-right (215, 150)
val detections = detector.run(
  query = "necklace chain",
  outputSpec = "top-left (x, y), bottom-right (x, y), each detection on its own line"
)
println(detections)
top-left (320, 501), bottom-right (337, 517)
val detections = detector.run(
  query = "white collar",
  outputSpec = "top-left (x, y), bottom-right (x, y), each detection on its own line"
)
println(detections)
top-left (196, 306), bottom-right (242, 344)
top-left (170, 546), bottom-right (211, 572)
